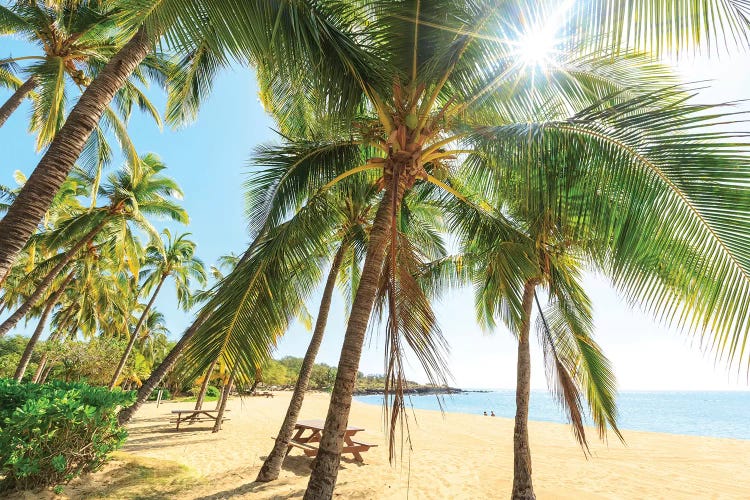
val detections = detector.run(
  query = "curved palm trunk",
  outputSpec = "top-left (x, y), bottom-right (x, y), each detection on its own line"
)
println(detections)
top-left (31, 353), bottom-right (48, 383)
top-left (117, 311), bottom-right (209, 425)
top-left (32, 330), bottom-right (61, 383)
top-left (14, 271), bottom-right (74, 381)
top-left (512, 280), bottom-right (537, 500)
top-left (304, 188), bottom-right (396, 499)
top-left (38, 364), bottom-right (53, 384)
top-left (0, 26), bottom-right (152, 282)
top-left (257, 244), bottom-right (346, 482)
top-left (212, 368), bottom-right (236, 433)
top-left (0, 76), bottom-right (38, 128)
top-left (194, 357), bottom-right (218, 410)
top-left (0, 219), bottom-right (106, 337)
top-left (108, 274), bottom-right (167, 390)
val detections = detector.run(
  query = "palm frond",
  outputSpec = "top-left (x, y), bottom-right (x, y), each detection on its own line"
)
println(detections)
top-left (468, 86), bottom-right (750, 366)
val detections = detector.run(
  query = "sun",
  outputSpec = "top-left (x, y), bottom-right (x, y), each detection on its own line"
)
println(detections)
top-left (518, 30), bottom-right (557, 69)
top-left (514, 0), bottom-right (574, 70)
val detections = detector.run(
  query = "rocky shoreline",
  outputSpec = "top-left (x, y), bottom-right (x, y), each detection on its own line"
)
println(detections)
top-left (263, 385), bottom-right (492, 396)
top-left (353, 386), bottom-right (492, 396)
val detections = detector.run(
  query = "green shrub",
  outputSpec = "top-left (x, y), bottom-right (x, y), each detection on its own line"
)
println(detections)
top-left (205, 385), bottom-right (221, 398)
top-left (0, 379), bottom-right (135, 492)
top-left (147, 388), bottom-right (171, 401)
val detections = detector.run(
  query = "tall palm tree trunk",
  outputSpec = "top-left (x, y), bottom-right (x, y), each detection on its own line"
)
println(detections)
top-left (38, 364), bottom-right (53, 384)
top-left (32, 330), bottom-right (60, 383)
top-left (512, 280), bottom-right (537, 500)
top-left (108, 274), bottom-right (167, 390)
top-left (118, 310), bottom-right (209, 425)
top-left (14, 271), bottom-right (74, 381)
top-left (194, 357), bottom-right (218, 410)
top-left (31, 353), bottom-right (48, 383)
top-left (0, 76), bottom-right (38, 128)
top-left (212, 368), bottom-right (236, 433)
top-left (304, 188), bottom-right (396, 499)
top-left (0, 219), bottom-right (106, 337)
top-left (0, 26), bottom-right (152, 282)
top-left (258, 244), bottom-right (347, 482)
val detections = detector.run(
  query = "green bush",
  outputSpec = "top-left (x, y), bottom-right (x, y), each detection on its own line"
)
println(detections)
top-left (147, 388), bottom-right (171, 401)
top-left (0, 379), bottom-right (135, 492)
top-left (205, 385), bottom-right (221, 398)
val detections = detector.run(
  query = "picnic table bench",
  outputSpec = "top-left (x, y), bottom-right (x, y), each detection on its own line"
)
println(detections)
top-left (170, 409), bottom-right (230, 431)
top-left (249, 391), bottom-right (274, 398)
top-left (286, 419), bottom-right (377, 462)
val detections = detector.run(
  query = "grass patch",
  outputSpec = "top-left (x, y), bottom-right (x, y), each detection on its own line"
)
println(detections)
top-left (54, 453), bottom-right (200, 499)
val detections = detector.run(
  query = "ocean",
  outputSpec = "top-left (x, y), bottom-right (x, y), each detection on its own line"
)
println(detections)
top-left (355, 390), bottom-right (750, 440)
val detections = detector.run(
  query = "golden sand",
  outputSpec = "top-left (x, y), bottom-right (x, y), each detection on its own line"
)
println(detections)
top-left (70, 391), bottom-right (748, 499)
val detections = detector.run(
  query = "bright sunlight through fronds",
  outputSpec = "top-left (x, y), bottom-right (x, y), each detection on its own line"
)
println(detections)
top-left (515, 0), bottom-right (575, 69)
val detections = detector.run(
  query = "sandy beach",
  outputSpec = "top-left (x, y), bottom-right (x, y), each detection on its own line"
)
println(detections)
top-left (57, 391), bottom-right (750, 499)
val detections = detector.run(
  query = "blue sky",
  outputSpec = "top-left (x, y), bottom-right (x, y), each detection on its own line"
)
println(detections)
top-left (2, 37), bottom-right (750, 391)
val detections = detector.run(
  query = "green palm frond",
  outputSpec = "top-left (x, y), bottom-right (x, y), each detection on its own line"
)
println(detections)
top-left (246, 138), bottom-right (367, 235)
top-left (28, 57), bottom-right (67, 150)
top-left (165, 36), bottom-right (224, 127)
top-left (566, 0), bottom-right (750, 56)
top-left (445, 196), bottom-right (537, 331)
top-left (177, 194), bottom-right (337, 382)
top-left (1, 0), bottom-right (170, 155)
top-left (0, 62), bottom-right (22, 90)
top-left (468, 86), bottom-right (750, 365)
top-left (0, 3), bottom-right (31, 34)
top-left (374, 229), bottom-right (451, 461)
top-left (541, 249), bottom-right (622, 446)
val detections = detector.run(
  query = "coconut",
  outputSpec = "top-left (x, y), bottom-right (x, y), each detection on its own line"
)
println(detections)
top-left (405, 113), bottom-right (419, 129)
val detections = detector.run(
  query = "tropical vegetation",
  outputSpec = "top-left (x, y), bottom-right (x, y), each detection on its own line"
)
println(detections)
top-left (0, 379), bottom-right (134, 492)
top-left (2, 1), bottom-right (750, 500)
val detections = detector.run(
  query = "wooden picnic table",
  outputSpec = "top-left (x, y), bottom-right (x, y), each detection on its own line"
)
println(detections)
top-left (170, 409), bottom-right (230, 431)
top-left (287, 419), bottom-right (377, 462)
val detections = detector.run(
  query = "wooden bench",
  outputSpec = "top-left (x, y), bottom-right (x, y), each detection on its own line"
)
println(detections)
top-left (280, 438), bottom-right (377, 458)
top-left (348, 440), bottom-right (377, 452)
top-left (287, 440), bottom-right (318, 457)
top-left (286, 419), bottom-right (378, 462)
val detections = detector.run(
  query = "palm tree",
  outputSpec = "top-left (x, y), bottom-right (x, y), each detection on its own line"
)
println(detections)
top-left (171, 4), bottom-right (750, 497)
top-left (77, 2), bottom-right (747, 492)
top-left (109, 230), bottom-right (206, 389)
top-left (256, 178), bottom-right (378, 482)
top-left (115, 309), bottom-right (170, 390)
top-left (116, 190), bottom-right (336, 425)
top-left (0, 59), bottom-right (23, 122)
top-left (30, 245), bottom-right (134, 382)
top-left (5, 0), bottom-right (738, 283)
top-left (464, 202), bottom-right (619, 498)
top-left (211, 364), bottom-right (237, 432)
top-left (1, 174), bottom-right (91, 378)
top-left (12, 270), bottom-right (75, 381)
top-left (0, 0), bottom-right (167, 154)
top-left (0, 0), bottom-right (377, 281)
top-left (192, 253), bottom-right (238, 410)
top-left (0, 154), bottom-right (187, 337)
top-left (294, 6), bottom-right (750, 494)
top-left (134, 309), bottom-right (171, 364)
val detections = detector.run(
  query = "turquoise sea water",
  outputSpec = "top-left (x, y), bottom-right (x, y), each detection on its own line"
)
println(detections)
top-left (356, 390), bottom-right (750, 440)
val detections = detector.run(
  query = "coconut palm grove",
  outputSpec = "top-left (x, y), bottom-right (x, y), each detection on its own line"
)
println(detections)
top-left (1, 1), bottom-right (750, 499)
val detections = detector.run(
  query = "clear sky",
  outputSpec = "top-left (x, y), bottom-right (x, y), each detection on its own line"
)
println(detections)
top-left (2, 36), bottom-right (750, 391)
